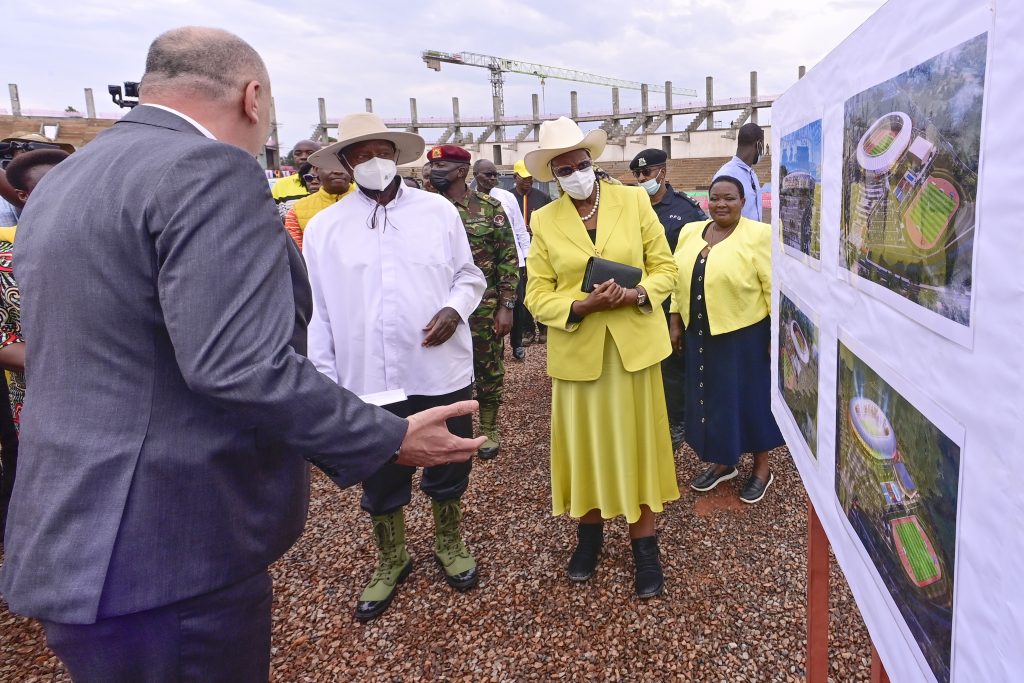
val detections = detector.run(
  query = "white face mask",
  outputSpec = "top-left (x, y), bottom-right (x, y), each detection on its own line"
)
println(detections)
top-left (351, 156), bottom-right (397, 191)
top-left (556, 167), bottom-right (596, 200)
top-left (640, 171), bottom-right (663, 196)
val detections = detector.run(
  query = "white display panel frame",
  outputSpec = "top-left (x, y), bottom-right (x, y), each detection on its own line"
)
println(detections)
top-left (770, 1), bottom-right (1024, 681)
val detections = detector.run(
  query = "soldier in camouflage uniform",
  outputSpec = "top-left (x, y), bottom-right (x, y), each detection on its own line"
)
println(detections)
top-left (428, 145), bottom-right (519, 460)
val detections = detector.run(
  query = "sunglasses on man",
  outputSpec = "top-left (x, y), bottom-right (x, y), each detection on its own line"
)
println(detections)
top-left (631, 165), bottom-right (664, 179)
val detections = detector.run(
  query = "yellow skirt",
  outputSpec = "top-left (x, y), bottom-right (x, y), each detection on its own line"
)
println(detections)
top-left (550, 333), bottom-right (679, 523)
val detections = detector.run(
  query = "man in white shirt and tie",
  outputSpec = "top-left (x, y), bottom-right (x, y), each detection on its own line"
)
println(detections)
top-left (305, 113), bottom-right (487, 622)
top-left (714, 122), bottom-right (765, 222)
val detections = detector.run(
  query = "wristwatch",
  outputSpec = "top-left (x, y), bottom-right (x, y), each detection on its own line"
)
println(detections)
top-left (635, 288), bottom-right (648, 307)
top-left (501, 299), bottom-right (516, 310)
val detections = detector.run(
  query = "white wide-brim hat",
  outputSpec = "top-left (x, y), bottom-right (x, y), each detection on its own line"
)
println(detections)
top-left (524, 117), bottom-right (607, 182)
top-left (309, 112), bottom-right (425, 172)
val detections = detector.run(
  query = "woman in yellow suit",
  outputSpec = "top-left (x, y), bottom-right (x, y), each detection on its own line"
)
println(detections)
top-left (524, 118), bottom-right (679, 598)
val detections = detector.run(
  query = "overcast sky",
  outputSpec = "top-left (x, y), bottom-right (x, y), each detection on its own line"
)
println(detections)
top-left (5, 0), bottom-right (886, 150)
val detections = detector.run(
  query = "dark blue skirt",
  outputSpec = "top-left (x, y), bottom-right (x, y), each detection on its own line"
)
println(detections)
top-left (684, 254), bottom-right (783, 465)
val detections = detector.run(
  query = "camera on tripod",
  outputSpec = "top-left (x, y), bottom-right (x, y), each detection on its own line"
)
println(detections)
top-left (108, 81), bottom-right (140, 109)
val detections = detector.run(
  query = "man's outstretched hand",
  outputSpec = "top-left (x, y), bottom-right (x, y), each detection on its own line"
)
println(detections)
top-left (394, 400), bottom-right (486, 467)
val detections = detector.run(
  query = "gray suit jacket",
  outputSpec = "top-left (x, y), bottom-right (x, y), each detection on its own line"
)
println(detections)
top-left (0, 105), bottom-right (407, 624)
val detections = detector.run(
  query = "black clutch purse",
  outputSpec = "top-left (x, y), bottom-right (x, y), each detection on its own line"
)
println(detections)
top-left (581, 256), bottom-right (643, 292)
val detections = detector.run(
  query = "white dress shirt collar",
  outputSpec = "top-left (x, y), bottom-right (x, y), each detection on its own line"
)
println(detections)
top-left (140, 103), bottom-right (218, 140)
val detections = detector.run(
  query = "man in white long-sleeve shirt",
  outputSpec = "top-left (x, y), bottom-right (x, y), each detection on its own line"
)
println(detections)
top-left (304, 113), bottom-right (486, 622)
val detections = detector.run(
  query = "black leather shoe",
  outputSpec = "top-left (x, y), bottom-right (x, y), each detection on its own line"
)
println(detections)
top-left (689, 465), bottom-right (738, 492)
top-left (477, 443), bottom-right (499, 460)
top-left (513, 347), bottom-right (527, 360)
top-left (354, 560), bottom-right (412, 622)
top-left (739, 472), bottom-right (775, 504)
top-left (567, 522), bottom-right (603, 582)
top-left (631, 536), bottom-right (664, 598)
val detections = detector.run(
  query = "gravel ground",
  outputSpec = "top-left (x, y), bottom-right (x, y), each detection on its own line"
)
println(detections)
top-left (0, 344), bottom-right (871, 682)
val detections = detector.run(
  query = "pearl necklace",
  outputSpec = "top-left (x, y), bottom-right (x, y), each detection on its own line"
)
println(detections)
top-left (578, 182), bottom-right (601, 222)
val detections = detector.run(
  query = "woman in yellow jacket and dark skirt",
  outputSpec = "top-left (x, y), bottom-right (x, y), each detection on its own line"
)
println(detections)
top-left (669, 175), bottom-right (784, 504)
top-left (524, 118), bottom-right (679, 598)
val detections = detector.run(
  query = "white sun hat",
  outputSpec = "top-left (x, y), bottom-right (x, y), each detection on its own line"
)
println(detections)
top-left (523, 116), bottom-right (607, 182)
top-left (309, 112), bottom-right (425, 172)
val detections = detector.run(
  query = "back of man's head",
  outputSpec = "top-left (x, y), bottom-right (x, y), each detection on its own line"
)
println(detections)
top-left (737, 123), bottom-right (764, 147)
top-left (140, 27), bottom-right (268, 102)
top-left (5, 149), bottom-right (70, 192)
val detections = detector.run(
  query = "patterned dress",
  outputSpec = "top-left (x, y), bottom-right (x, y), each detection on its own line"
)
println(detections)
top-left (0, 240), bottom-right (25, 429)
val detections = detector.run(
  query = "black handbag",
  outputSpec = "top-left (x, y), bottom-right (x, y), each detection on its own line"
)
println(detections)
top-left (581, 256), bottom-right (643, 292)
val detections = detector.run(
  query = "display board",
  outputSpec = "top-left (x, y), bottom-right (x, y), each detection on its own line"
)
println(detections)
top-left (770, 1), bottom-right (1024, 681)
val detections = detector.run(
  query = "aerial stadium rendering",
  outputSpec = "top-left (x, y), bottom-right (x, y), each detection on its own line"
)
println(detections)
top-left (778, 293), bottom-right (818, 458)
top-left (840, 33), bottom-right (987, 329)
top-left (779, 119), bottom-right (822, 260)
top-left (836, 342), bottom-right (961, 683)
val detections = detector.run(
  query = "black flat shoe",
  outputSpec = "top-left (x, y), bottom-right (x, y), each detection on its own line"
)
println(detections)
top-left (631, 536), bottom-right (664, 599)
top-left (739, 472), bottom-right (775, 504)
top-left (354, 560), bottom-right (412, 622)
top-left (568, 522), bottom-right (603, 582)
top-left (689, 466), bottom-right (738, 492)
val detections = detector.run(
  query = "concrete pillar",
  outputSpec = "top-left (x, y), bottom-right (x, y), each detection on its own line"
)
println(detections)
top-left (750, 71), bottom-right (759, 125)
top-left (570, 91), bottom-right (578, 119)
top-left (532, 93), bottom-right (540, 139)
top-left (452, 96), bottom-right (461, 124)
top-left (409, 97), bottom-right (418, 133)
top-left (318, 97), bottom-right (328, 141)
top-left (799, 65), bottom-right (807, 79)
top-left (640, 83), bottom-right (649, 113)
top-left (705, 76), bottom-right (713, 130)
top-left (611, 86), bottom-right (620, 115)
top-left (269, 97), bottom-right (279, 150)
top-left (664, 80), bottom-right (673, 133)
top-left (492, 94), bottom-right (503, 142)
top-left (365, 98), bottom-right (373, 113)
top-left (84, 88), bottom-right (96, 118)
top-left (8, 84), bottom-right (21, 117)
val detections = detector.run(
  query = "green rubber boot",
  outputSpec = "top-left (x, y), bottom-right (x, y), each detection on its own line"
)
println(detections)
top-left (477, 404), bottom-right (500, 460)
top-left (355, 510), bottom-right (412, 621)
top-left (432, 499), bottom-right (478, 591)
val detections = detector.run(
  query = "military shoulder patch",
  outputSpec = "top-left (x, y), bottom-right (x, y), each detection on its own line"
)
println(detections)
top-left (493, 214), bottom-right (506, 226)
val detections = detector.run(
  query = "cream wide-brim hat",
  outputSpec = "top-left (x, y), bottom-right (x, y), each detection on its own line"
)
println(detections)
top-left (523, 116), bottom-right (607, 182)
top-left (309, 112), bottom-right (425, 173)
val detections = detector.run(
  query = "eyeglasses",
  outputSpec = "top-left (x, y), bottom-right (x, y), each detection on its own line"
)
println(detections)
top-left (302, 173), bottom-right (318, 182)
top-left (631, 165), bottom-right (664, 179)
top-left (550, 159), bottom-right (592, 178)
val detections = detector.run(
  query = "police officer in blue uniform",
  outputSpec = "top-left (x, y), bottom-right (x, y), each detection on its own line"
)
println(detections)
top-left (630, 148), bottom-right (707, 450)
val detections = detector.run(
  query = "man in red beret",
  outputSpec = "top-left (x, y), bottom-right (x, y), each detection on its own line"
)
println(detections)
top-left (428, 146), bottom-right (519, 461)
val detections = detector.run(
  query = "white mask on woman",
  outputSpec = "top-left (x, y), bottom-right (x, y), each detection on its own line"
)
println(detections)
top-left (556, 167), bottom-right (596, 200)
top-left (351, 156), bottom-right (397, 191)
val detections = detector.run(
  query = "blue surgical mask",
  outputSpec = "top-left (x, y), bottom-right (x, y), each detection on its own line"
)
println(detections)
top-left (641, 176), bottom-right (661, 195)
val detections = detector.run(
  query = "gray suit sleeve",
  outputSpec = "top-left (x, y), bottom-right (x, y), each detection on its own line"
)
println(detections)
top-left (149, 144), bottom-right (406, 487)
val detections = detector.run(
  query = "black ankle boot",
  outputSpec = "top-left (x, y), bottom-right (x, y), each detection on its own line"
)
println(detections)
top-left (631, 535), bottom-right (664, 598)
top-left (567, 522), bottom-right (603, 582)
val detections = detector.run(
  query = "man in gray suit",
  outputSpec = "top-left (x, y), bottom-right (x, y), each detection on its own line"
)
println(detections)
top-left (0, 27), bottom-right (485, 682)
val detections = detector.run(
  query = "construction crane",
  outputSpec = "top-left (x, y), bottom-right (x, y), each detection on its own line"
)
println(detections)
top-left (422, 49), bottom-right (697, 121)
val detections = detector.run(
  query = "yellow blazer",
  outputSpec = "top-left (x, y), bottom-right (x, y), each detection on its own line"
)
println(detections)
top-left (525, 182), bottom-right (678, 381)
top-left (669, 217), bottom-right (772, 335)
